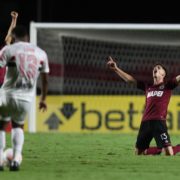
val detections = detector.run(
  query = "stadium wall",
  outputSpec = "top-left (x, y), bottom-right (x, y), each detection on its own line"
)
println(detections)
top-left (25, 95), bottom-right (180, 134)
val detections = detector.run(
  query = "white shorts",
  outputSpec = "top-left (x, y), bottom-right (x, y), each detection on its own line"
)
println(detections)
top-left (0, 95), bottom-right (30, 125)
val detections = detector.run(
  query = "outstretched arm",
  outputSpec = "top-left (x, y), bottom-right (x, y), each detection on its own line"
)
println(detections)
top-left (176, 75), bottom-right (180, 85)
top-left (5, 11), bottom-right (18, 45)
top-left (107, 56), bottom-right (137, 85)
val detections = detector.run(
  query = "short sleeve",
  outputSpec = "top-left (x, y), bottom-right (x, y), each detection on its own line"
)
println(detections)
top-left (166, 78), bottom-right (178, 90)
top-left (40, 51), bottom-right (49, 73)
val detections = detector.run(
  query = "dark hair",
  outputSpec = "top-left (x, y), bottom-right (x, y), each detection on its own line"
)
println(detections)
top-left (153, 63), bottom-right (167, 77)
top-left (11, 25), bottom-right (28, 39)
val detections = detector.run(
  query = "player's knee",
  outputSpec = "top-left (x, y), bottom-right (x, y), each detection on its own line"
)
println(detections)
top-left (12, 121), bottom-right (24, 129)
top-left (164, 146), bottom-right (174, 156)
top-left (135, 148), bottom-right (145, 155)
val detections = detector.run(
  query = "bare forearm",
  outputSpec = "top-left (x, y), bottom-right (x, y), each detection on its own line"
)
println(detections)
top-left (107, 56), bottom-right (137, 85)
top-left (114, 67), bottom-right (137, 84)
top-left (5, 11), bottom-right (18, 45)
top-left (5, 20), bottom-right (16, 44)
top-left (38, 73), bottom-right (48, 111)
top-left (176, 75), bottom-right (180, 84)
top-left (40, 80), bottom-right (48, 102)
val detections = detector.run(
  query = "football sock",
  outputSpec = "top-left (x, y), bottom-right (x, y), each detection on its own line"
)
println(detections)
top-left (146, 146), bottom-right (180, 155)
top-left (11, 128), bottom-right (24, 163)
top-left (146, 147), bottom-right (162, 155)
top-left (0, 131), bottom-right (6, 166)
top-left (172, 145), bottom-right (180, 155)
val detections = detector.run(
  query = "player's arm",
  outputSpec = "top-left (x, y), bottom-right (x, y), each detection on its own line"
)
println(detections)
top-left (5, 11), bottom-right (18, 45)
top-left (107, 56), bottom-right (137, 85)
top-left (176, 75), bottom-right (180, 85)
top-left (39, 73), bottom-right (48, 112)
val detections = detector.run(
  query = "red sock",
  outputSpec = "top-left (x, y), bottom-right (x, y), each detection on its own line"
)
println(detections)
top-left (146, 147), bottom-right (162, 155)
top-left (172, 145), bottom-right (180, 155)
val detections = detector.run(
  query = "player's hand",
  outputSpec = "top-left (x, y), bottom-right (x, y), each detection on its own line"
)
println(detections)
top-left (107, 56), bottom-right (118, 70)
top-left (11, 11), bottom-right (18, 19)
top-left (39, 101), bottom-right (47, 112)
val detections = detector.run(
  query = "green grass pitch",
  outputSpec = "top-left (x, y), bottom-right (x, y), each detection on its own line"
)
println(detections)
top-left (1, 133), bottom-right (180, 180)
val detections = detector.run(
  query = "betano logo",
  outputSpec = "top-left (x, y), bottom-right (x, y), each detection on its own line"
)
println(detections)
top-left (35, 96), bottom-right (180, 134)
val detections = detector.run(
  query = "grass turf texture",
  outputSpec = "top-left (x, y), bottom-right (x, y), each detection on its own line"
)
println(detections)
top-left (1, 133), bottom-right (180, 180)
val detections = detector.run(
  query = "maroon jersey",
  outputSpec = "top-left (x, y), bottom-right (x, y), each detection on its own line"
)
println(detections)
top-left (137, 78), bottom-right (178, 121)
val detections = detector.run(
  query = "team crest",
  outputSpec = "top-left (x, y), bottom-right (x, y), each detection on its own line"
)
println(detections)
top-left (159, 85), bottom-right (164, 89)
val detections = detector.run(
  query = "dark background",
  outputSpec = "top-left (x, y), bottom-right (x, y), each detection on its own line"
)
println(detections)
top-left (0, 0), bottom-right (180, 46)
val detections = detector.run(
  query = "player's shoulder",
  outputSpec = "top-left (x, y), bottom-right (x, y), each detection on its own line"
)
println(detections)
top-left (35, 45), bottom-right (46, 53)
top-left (1, 44), bottom-right (10, 50)
top-left (35, 45), bottom-right (48, 58)
top-left (9, 42), bottom-right (27, 49)
top-left (165, 77), bottom-right (178, 85)
top-left (0, 44), bottom-right (11, 54)
top-left (13, 42), bottom-right (45, 52)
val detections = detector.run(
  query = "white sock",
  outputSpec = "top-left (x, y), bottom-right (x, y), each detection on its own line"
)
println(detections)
top-left (11, 128), bottom-right (24, 163)
top-left (0, 131), bottom-right (6, 166)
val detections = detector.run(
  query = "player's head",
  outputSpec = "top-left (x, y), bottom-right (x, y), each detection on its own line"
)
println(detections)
top-left (11, 25), bottom-right (29, 43)
top-left (152, 63), bottom-right (167, 80)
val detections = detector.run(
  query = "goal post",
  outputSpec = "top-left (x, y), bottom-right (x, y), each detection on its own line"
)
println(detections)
top-left (29, 22), bottom-right (180, 132)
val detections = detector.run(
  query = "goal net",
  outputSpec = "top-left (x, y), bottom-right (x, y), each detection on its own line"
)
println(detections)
top-left (29, 22), bottom-right (180, 132)
top-left (31, 23), bottom-right (180, 95)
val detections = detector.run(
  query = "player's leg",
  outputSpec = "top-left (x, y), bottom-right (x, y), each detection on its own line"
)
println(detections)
top-left (135, 121), bottom-right (153, 155)
top-left (164, 146), bottom-right (174, 155)
top-left (146, 145), bottom-right (180, 155)
top-left (0, 118), bottom-right (11, 171)
top-left (10, 121), bottom-right (24, 171)
top-left (145, 146), bottom-right (162, 155)
top-left (0, 115), bottom-right (12, 170)
top-left (9, 99), bottom-right (29, 171)
top-left (172, 145), bottom-right (180, 155)
top-left (153, 120), bottom-right (173, 156)
top-left (0, 121), bottom-right (6, 171)
top-left (0, 96), bottom-right (11, 170)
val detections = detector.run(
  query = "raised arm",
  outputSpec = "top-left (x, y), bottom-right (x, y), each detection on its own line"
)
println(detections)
top-left (176, 75), bottom-right (180, 85)
top-left (107, 56), bottom-right (137, 85)
top-left (5, 11), bottom-right (18, 45)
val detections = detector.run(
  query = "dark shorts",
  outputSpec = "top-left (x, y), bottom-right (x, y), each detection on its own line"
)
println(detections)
top-left (136, 120), bottom-right (171, 150)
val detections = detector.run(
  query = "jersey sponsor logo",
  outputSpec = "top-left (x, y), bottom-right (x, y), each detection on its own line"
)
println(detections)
top-left (147, 91), bottom-right (164, 98)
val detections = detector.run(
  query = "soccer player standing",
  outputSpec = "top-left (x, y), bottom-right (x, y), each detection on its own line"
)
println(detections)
top-left (0, 25), bottom-right (49, 171)
top-left (107, 56), bottom-right (180, 156)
